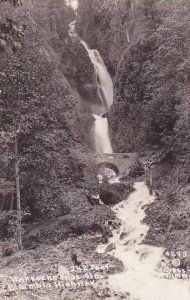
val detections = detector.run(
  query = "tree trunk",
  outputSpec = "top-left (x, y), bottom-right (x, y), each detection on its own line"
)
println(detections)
top-left (0, 194), bottom-right (5, 212)
top-left (15, 135), bottom-right (23, 250)
top-left (1, 148), bottom-right (8, 212)
top-left (10, 193), bottom-right (14, 210)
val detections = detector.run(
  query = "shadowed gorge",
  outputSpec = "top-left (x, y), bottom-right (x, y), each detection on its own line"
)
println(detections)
top-left (77, 0), bottom-right (190, 250)
top-left (0, 0), bottom-right (190, 299)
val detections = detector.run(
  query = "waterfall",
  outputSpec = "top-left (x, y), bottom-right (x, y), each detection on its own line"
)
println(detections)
top-left (69, 20), bottom-right (113, 154)
top-left (66, 0), bottom-right (78, 10)
top-left (92, 114), bottom-right (113, 154)
top-left (80, 40), bottom-right (113, 153)
top-left (80, 41), bottom-right (113, 110)
top-left (68, 20), bottom-right (77, 37)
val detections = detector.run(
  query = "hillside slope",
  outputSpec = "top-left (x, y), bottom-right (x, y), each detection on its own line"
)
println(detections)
top-left (0, 0), bottom-right (112, 246)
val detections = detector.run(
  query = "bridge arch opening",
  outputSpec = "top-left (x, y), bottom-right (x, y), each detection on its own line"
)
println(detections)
top-left (97, 162), bottom-right (120, 177)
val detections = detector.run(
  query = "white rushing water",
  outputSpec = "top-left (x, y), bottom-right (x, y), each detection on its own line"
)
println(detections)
top-left (80, 41), bottom-right (113, 153)
top-left (69, 20), bottom-right (113, 154)
top-left (93, 114), bottom-right (113, 154)
top-left (66, 0), bottom-right (78, 10)
top-left (80, 40), bottom-right (113, 110)
top-left (81, 40), bottom-right (113, 153)
top-left (68, 20), bottom-right (77, 37)
top-left (97, 182), bottom-right (190, 300)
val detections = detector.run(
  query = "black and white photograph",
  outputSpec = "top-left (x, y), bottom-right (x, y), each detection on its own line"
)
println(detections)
top-left (0, 0), bottom-right (190, 299)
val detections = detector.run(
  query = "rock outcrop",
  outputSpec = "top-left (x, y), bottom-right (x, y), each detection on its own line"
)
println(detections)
top-left (99, 182), bottom-right (134, 205)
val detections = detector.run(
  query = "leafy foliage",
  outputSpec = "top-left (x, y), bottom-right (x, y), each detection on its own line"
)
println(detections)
top-left (0, 0), bottom-right (96, 221)
top-left (109, 0), bottom-right (190, 155)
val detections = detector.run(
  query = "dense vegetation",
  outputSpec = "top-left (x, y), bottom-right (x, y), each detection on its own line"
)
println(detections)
top-left (0, 0), bottom-right (101, 250)
top-left (109, 0), bottom-right (190, 157)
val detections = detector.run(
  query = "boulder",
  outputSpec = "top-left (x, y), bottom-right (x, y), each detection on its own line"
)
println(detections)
top-left (119, 231), bottom-right (128, 240)
top-left (99, 182), bottom-right (134, 205)
top-left (105, 243), bottom-right (116, 253)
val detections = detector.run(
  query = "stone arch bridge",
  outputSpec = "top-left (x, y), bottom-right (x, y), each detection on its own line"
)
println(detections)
top-left (90, 153), bottom-right (138, 176)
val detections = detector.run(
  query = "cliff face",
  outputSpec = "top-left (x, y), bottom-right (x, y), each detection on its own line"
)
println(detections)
top-left (77, 0), bottom-right (190, 248)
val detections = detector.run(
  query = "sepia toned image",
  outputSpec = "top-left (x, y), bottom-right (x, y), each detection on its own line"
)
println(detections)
top-left (0, 0), bottom-right (190, 299)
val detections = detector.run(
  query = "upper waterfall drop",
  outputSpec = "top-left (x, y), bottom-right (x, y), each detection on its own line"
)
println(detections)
top-left (69, 20), bottom-right (113, 154)
top-left (80, 40), bottom-right (113, 110)
top-left (69, 22), bottom-right (113, 111)
top-left (68, 20), bottom-right (77, 37)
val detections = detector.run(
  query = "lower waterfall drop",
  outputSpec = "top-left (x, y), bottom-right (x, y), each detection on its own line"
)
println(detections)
top-left (93, 114), bottom-right (113, 154)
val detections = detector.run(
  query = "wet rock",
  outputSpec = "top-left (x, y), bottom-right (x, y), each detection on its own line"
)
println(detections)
top-left (99, 182), bottom-right (134, 205)
top-left (105, 243), bottom-right (116, 253)
top-left (119, 231), bottom-right (128, 240)
top-left (120, 160), bottom-right (144, 181)
top-left (124, 240), bottom-right (130, 246)
top-left (87, 193), bottom-right (100, 205)
top-left (62, 38), bottom-right (100, 106)
top-left (105, 219), bottom-right (121, 230)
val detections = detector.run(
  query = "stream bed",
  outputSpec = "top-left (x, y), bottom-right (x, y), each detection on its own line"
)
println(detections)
top-left (97, 181), bottom-right (190, 300)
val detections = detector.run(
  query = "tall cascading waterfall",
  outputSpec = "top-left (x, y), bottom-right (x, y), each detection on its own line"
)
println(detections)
top-left (69, 21), bottom-right (113, 154)
top-left (80, 40), bottom-right (113, 154)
